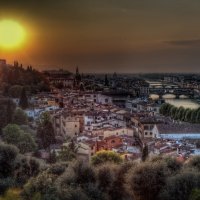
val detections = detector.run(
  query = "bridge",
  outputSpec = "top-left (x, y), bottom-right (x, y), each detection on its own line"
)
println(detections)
top-left (149, 87), bottom-right (195, 99)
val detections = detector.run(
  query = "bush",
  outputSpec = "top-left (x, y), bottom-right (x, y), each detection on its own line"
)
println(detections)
top-left (159, 172), bottom-right (200, 200)
top-left (91, 151), bottom-right (123, 166)
top-left (127, 161), bottom-right (166, 200)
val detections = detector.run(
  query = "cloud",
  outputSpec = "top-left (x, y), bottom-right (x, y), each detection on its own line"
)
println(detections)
top-left (165, 39), bottom-right (200, 46)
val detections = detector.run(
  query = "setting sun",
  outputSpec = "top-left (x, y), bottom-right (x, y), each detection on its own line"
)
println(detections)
top-left (0, 20), bottom-right (26, 49)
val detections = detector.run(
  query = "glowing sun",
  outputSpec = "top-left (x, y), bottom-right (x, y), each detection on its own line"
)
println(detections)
top-left (0, 20), bottom-right (26, 49)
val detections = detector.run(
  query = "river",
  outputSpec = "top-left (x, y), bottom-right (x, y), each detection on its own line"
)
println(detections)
top-left (148, 81), bottom-right (200, 109)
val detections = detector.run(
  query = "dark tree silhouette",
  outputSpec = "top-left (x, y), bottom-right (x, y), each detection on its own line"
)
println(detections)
top-left (19, 87), bottom-right (28, 109)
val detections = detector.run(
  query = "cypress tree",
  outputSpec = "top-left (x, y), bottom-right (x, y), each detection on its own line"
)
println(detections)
top-left (19, 87), bottom-right (28, 109)
top-left (141, 143), bottom-right (149, 162)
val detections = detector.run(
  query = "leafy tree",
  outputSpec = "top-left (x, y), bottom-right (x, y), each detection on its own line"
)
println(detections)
top-left (8, 85), bottom-right (23, 98)
top-left (0, 143), bottom-right (18, 178)
top-left (190, 189), bottom-right (200, 200)
top-left (175, 106), bottom-right (184, 121)
top-left (185, 109), bottom-right (193, 122)
top-left (37, 112), bottom-right (55, 150)
top-left (186, 156), bottom-right (200, 171)
top-left (0, 178), bottom-right (15, 196)
top-left (127, 161), bottom-right (166, 200)
top-left (58, 140), bottom-right (79, 162)
top-left (2, 124), bottom-right (36, 154)
top-left (19, 87), bottom-right (28, 109)
top-left (22, 170), bottom-right (60, 200)
top-left (14, 156), bottom-right (41, 186)
top-left (159, 172), bottom-right (200, 200)
top-left (92, 151), bottom-right (123, 166)
top-left (0, 188), bottom-right (22, 200)
top-left (109, 161), bottom-right (136, 200)
top-left (0, 98), bottom-right (16, 132)
top-left (195, 109), bottom-right (200, 123)
top-left (13, 108), bottom-right (28, 125)
top-left (48, 150), bottom-right (57, 164)
top-left (2, 124), bottom-right (23, 144)
top-left (169, 106), bottom-right (177, 119)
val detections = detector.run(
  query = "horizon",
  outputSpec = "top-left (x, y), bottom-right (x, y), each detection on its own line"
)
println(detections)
top-left (1, 0), bottom-right (200, 72)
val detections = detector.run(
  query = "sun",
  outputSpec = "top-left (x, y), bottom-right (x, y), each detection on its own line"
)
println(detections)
top-left (0, 19), bottom-right (26, 49)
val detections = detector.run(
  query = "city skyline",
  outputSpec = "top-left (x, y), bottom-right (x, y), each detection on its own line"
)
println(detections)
top-left (1, 0), bottom-right (200, 73)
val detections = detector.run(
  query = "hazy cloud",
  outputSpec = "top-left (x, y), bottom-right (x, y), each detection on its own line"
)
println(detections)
top-left (165, 39), bottom-right (200, 46)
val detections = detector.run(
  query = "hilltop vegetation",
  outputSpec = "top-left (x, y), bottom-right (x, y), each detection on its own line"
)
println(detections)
top-left (1, 141), bottom-right (200, 200)
top-left (0, 63), bottom-right (50, 97)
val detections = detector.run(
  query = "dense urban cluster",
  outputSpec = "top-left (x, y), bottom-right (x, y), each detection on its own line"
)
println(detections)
top-left (1, 59), bottom-right (200, 199)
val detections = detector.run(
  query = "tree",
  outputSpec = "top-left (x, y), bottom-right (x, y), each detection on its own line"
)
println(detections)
top-left (186, 156), bottom-right (200, 171)
top-left (159, 172), bottom-right (200, 200)
top-left (14, 156), bottom-right (40, 186)
top-left (2, 124), bottom-right (36, 154)
top-left (104, 75), bottom-right (109, 86)
top-left (127, 162), bottom-right (166, 200)
top-left (19, 87), bottom-right (28, 109)
top-left (175, 106), bottom-right (184, 121)
top-left (190, 189), bottom-right (200, 200)
top-left (169, 106), bottom-right (177, 119)
top-left (58, 140), bottom-right (79, 162)
top-left (185, 109), bottom-right (193, 122)
top-left (0, 98), bottom-right (16, 132)
top-left (141, 143), bottom-right (149, 162)
top-left (13, 108), bottom-right (28, 125)
top-left (37, 112), bottom-right (55, 150)
top-left (8, 85), bottom-right (23, 98)
top-left (0, 143), bottom-right (18, 178)
top-left (91, 151), bottom-right (123, 166)
top-left (0, 188), bottom-right (22, 200)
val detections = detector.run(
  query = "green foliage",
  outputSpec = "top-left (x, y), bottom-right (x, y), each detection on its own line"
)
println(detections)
top-left (58, 140), bottom-right (79, 162)
top-left (2, 124), bottom-right (36, 154)
top-left (0, 64), bottom-right (50, 95)
top-left (186, 156), bottom-right (200, 171)
top-left (22, 164), bottom-right (64, 200)
top-left (15, 156), bottom-right (41, 186)
top-left (159, 172), bottom-right (200, 200)
top-left (8, 85), bottom-right (23, 98)
top-left (13, 108), bottom-right (28, 125)
top-left (0, 178), bottom-right (15, 196)
top-left (0, 98), bottom-right (16, 132)
top-left (160, 103), bottom-right (200, 123)
top-left (0, 188), bottom-right (22, 200)
top-left (0, 143), bottom-right (19, 178)
top-left (37, 112), bottom-right (55, 150)
top-left (91, 151), bottom-right (123, 165)
top-left (190, 189), bottom-right (200, 200)
top-left (141, 144), bottom-right (149, 162)
top-left (127, 161), bottom-right (166, 200)
top-left (19, 87), bottom-right (29, 110)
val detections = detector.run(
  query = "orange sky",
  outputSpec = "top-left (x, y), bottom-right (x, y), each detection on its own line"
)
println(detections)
top-left (1, 0), bottom-right (200, 73)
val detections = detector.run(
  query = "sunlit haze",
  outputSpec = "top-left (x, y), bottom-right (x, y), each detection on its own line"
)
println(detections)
top-left (0, 20), bottom-right (26, 49)
top-left (1, 0), bottom-right (200, 73)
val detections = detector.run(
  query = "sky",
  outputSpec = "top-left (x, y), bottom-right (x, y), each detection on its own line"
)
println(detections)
top-left (1, 0), bottom-right (200, 73)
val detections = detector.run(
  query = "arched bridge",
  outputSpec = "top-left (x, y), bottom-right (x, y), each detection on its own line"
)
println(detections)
top-left (150, 87), bottom-right (195, 98)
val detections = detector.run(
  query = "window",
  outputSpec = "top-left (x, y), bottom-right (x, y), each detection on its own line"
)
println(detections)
top-left (145, 132), bottom-right (148, 136)
top-left (75, 124), bottom-right (77, 128)
top-left (150, 132), bottom-right (153, 135)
